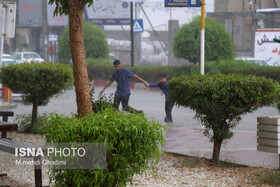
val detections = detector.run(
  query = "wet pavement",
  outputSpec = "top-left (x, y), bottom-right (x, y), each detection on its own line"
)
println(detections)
top-left (1, 82), bottom-right (279, 169)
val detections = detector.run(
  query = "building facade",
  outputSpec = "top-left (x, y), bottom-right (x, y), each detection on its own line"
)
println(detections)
top-left (208, 0), bottom-right (280, 57)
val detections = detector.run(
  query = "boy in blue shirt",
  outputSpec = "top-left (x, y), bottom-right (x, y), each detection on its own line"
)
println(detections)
top-left (146, 73), bottom-right (175, 122)
top-left (100, 59), bottom-right (148, 113)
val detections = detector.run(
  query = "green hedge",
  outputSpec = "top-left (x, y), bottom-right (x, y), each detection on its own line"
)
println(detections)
top-left (88, 64), bottom-right (168, 83)
top-left (87, 60), bottom-right (280, 83)
top-left (204, 60), bottom-right (280, 82)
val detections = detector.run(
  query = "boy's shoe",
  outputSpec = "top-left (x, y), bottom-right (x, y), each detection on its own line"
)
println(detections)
top-left (137, 110), bottom-right (144, 114)
top-left (164, 117), bottom-right (173, 123)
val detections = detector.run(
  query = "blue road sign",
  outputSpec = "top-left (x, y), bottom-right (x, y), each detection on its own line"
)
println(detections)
top-left (133, 19), bottom-right (144, 33)
top-left (165, 0), bottom-right (201, 7)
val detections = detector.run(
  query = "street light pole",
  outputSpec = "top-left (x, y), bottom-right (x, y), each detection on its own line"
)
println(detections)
top-left (200, 0), bottom-right (205, 75)
top-left (42, 0), bottom-right (48, 61)
top-left (130, 2), bottom-right (134, 66)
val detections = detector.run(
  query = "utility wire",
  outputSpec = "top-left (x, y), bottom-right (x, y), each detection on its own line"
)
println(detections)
top-left (138, 3), bottom-right (168, 57)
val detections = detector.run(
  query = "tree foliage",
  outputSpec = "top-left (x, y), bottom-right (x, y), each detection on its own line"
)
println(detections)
top-left (58, 21), bottom-right (109, 64)
top-left (0, 63), bottom-right (73, 125)
top-left (173, 16), bottom-right (234, 63)
top-left (169, 74), bottom-right (280, 163)
top-left (49, 0), bottom-right (93, 16)
top-left (44, 107), bottom-right (166, 186)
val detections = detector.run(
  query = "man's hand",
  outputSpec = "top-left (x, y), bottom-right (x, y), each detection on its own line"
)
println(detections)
top-left (99, 89), bottom-right (105, 95)
top-left (99, 80), bottom-right (112, 95)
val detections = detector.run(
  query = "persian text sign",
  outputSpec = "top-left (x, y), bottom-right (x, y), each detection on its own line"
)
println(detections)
top-left (165, 0), bottom-right (200, 7)
top-left (86, 0), bottom-right (130, 25)
top-left (255, 30), bottom-right (280, 66)
top-left (47, 3), bottom-right (68, 26)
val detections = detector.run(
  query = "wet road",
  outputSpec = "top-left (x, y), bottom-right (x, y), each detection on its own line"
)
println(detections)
top-left (3, 83), bottom-right (279, 132)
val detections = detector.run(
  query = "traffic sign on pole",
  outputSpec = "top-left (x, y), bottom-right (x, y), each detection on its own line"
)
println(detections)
top-left (133, 19), bottom-right (144, 33)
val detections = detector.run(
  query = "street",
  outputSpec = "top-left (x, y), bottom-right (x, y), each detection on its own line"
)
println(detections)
top-left (2, 83), bottom-right (279, 132)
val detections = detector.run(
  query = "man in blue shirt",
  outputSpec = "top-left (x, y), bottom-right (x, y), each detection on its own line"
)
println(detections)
top-left (146, 73), bottom-right (175, 122)
top-left (100, 59), bottom-right (148, 113)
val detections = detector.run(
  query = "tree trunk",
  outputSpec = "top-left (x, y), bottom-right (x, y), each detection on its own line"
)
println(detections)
top-left (67, 0), bottom-right (93, 116)
top-left (31, 99), bottom-right (39, 126)
top-left (212, 139), bottom-right (223, 164)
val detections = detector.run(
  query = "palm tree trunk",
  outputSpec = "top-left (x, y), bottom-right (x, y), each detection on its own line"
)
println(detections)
top-left (67, 0), bottom-right (93, 116)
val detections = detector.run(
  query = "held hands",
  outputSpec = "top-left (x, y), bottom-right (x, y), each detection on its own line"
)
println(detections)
top-left (144, 82), bottom-right (149, 89)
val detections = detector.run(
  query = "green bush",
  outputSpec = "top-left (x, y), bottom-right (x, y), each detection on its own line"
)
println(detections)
top-left (15, 113), bottom-right (50, 134)
top-left (44, 108), bottom-right (166, 186)
top-left (0, 63), bottom-right (73, 125)
top-left (91, 86), bottom-right (114, 113)
top-left (58, 21), bottom-right (109, 64)
top-left (173, 16), bottom-right (234, 63)
top-left (169, 74), bottom-right (280, 163)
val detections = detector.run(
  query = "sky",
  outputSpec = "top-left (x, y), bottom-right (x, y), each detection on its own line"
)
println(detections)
top-left (140, 0), bottom-right (214, 31)
top-left (104, 0), bottom-right (214, 31)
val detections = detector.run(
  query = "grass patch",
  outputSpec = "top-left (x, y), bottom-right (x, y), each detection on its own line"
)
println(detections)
top-left (15, 113), bottom-right (50, 134)
top-left (215, 160), bottom-right (248, 168)
top-left (167, 152), bottom-right (247, 168)
top-left (259, 171), bottom-right (280, 186)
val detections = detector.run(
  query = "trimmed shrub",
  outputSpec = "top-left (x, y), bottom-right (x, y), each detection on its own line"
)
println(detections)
top-left (0, 63), bottom-right (73, 125)
top-left (58, 21), bottom-right (109, 64)
top-left (173, 16), bottom-right (234, 63)
top-left (44, 108), bottom-right (166, 186)
top-left (169, 74), bottom-right (280, 163)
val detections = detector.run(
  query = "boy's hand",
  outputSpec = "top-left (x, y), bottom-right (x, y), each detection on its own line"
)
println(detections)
top-left (144, 82), bottom-right (149, 88)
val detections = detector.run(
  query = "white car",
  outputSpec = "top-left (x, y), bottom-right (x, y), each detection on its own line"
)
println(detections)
top-left (235, 57), bottom-right (268, 66)
top-left (2, 54), bottom-right (17, 66)
top-left (13, 52), bottom-right (44, 64)
top-left (0, 54), bottom-right (21, 97)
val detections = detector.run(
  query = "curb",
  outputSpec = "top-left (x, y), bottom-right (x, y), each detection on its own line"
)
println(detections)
top-left (0, 99), bottom-right (17, 109)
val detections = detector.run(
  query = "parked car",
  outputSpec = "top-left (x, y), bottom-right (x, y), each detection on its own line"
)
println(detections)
top-left (235, 57), bottom-right (269, 66)
top-left (13, 52), bottom-right (44, 64)
top-left (2, 54), bottom-right (17, 66)
top-left (0, 54), bottom-right (20, 96)
top-left (109, 53), bottom-right (118, 60)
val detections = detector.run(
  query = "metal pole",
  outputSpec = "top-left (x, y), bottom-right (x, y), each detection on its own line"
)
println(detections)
top-left (130, 2), bottom-right (134, 66)
top-left (42, 0), bottom-right (48, 61)
top-left (0, 4), bottom-right (6, 67)
top-left (200, 0), bottom-right (205, 75)
top-left (139, 4), bottom-right (167, 56)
